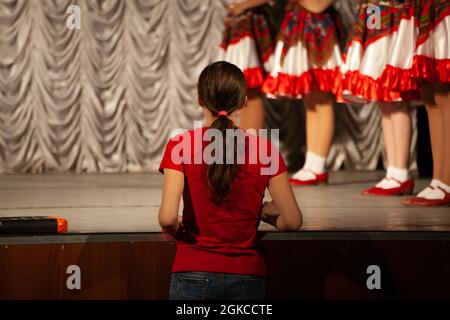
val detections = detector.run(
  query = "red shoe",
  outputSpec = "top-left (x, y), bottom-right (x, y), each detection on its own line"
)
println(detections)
top-left (402, 185), bottom-right (434, 206)
top-left (362, 178), bottom-right (415, 196)
top-left (289, 171), bottom-right (328, 186)
top-left (402, 187), bottom-right (450, 207)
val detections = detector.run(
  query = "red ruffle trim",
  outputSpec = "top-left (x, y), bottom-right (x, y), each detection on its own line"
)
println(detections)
top-left (378, 64), bottom-right (421, 92)
top-left (244, 67), bottom-right (265, 89)
top-left (262, 69), bottom-right (340, 99)
top-left (336, 71), bottom-right (421, 103)
top-left (412, 55), bottom-right (450, 84)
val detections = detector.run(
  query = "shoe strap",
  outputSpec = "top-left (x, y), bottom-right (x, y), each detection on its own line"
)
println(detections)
top-left (303, 168), bottom-right (317, 177)
top-left (437, 186), bottom-right (450, 195)
top-left (416, 185), bottom-right (435, 198)
top-left (389, 177), bottom-right (410, 185)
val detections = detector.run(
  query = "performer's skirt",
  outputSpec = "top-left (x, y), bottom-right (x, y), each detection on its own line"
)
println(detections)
top-left (413, 0), bottom-right (450, 84)
top-left (338, 0), bottom-right (421, 103)
top-left (218, 8), bottom-right (274, 89)
top-left (262, 3), bottom-right (343, 99)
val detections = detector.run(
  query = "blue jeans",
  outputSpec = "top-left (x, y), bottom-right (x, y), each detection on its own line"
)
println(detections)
top-left (170, 272), bottom-right (266, 300)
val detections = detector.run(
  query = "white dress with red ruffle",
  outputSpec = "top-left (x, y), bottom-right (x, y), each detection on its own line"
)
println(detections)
top-left (338, 0), bottom-right (421, 103)
top-left (217, 4), bottom-right (274, 89)
top-left (413, 0), bottom-right (450, 84)
top-left (262, 1), bottom-right (342, 99)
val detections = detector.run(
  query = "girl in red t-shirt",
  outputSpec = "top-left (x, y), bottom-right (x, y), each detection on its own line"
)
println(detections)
top-left (159, 61), bottom-right (302, 300)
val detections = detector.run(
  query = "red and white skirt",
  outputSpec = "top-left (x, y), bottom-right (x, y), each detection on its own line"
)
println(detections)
top-left (413, 0), bottom-right (450, 84)
top-left (338, 0), bottom-right (421, 103)
top-left (217, 6), bottom-right (274, 90)
top-left (262, 3), bottom-right (342, 99)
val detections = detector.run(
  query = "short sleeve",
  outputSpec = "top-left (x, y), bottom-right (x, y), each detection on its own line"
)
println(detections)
top-left (268, 142), bottom-right (287, 179)
top-left (159, 137), bottom-right (185, 174)
top-left (257, 137), bottom-right (287, 178)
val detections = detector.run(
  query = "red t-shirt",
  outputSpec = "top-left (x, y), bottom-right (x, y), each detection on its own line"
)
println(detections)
top-left (159, 127), bottom-right (287, 276)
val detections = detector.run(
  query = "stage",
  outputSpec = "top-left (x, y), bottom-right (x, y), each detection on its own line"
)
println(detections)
top-left (0, 171), bottom-right (449, 234)
top-left (0, 172), bottom-right (449, 300)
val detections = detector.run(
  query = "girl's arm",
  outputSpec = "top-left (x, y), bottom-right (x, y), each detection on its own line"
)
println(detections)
top-left (297, 0), bottom-right (334, 13)
top-left (264, 172), bottom-right (303, 231)
top-left (159, 168), bottom-right (184, 235)
top-left (229, 0), bottom-right (271, 17)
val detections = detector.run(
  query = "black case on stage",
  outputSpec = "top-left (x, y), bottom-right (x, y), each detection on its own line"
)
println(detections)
top-left (0, 217), bottom-right (61, 235)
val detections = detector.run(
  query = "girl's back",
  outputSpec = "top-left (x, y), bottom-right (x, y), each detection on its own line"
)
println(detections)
top-left (160, 126), bottom-right (286, 276)
top-left (159, 61), bottom-right (301, 300)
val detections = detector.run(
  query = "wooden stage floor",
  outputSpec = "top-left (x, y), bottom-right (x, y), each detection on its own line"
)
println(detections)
top-left (0, 171), bottom-right (449, 236)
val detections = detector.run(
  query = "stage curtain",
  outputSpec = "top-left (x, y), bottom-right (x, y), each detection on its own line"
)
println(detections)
top-left (0, 0), bottom-right (416, 173)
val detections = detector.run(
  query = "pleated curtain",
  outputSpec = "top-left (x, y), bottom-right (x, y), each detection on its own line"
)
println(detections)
top-left (0, 0), bottom-right (416, 173)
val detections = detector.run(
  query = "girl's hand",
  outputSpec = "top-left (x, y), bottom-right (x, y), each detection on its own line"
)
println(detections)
top-left (262, 201), bottom-right (279, 216)
top-left (261, 201), bottom-right (280, 226)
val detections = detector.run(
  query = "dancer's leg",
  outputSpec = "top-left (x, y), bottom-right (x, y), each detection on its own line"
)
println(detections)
top-left (291, 92), bottom-right (333, 184)
top-left (306, 92), bottom-right (335, 158)
top-left (364, 102), bottom-right (413, 195)
top-left (423, 84), bottom-right (443, 182)
top-left (390, 102), bottom-right (412, 171)
top-left (379, 102), bottom-right (396, 175)
top-left (414, 85), bottom-right (450, 202)
top-left (303, 92), bottom-right (334, 174)
top-left (402, 85), bottom-right (447, 205)
top-left (434, 84), bottom-right (450, 186)
top-left (304, 93), bottom-right (319, 157)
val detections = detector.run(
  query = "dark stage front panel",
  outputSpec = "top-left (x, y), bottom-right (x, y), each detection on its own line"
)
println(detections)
top-left (0, 239), bottom-right (449, 300)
